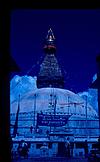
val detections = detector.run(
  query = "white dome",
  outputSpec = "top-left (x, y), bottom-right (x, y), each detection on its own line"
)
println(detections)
top-left (10, 88), bottom-right (98, 119)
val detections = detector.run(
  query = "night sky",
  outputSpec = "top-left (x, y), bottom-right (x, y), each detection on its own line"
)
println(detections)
top-left (10, 10), bottom-right (100, 93)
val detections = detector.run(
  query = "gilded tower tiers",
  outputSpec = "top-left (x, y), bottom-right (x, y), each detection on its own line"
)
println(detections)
top-left (37, 28), bottom-right (64, 88)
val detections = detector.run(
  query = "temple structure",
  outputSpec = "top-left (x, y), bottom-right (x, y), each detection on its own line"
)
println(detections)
top-left (10, 29), bottom-right (99, 159)
top-left (37, 28), bottom-right (64, 88)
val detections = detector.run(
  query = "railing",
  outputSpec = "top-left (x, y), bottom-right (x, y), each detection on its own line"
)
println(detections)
top-left (10, 118), bottom-right (100, 137)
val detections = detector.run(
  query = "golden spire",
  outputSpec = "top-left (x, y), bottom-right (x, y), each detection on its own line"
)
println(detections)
top-left (46, 28), bottom-right (55, 43)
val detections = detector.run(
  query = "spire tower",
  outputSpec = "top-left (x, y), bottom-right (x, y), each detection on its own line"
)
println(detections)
top-left (37, 28), bottom-right (64, 88)
top-left (43, 28), bottom-right (56, 54)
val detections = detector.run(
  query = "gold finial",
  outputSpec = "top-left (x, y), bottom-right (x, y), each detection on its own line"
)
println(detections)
top-left (46, 28), bottom-right (55, 41)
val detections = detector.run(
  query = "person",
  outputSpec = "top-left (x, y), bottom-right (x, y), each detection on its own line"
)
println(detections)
top-left (17, 143), bottom-right (21, 157)
top-left (10, 136), bottom-right (13, 150)
top-left (67, 143), bottom-right (70, 158)
top-left (46, 130), bottom-right (49, 137)
top-left (98, 136), bottom-right (100, 151)
top-left (10, 136), bottom-right (13, 159)
top-left (65, 141), bottom-right (70, 158)
top-left (40, 143), bottom-right (49, 157)
top-left (17, 141), bottom-right (28, 158)
top-left (30, 125), bottom-right (33, 134)
top-left (84, 140), bottom-right (88, 158)
top-left (40, 110), bottom-right (43, 114)
top-left (22, 142), bottom-right (28, 158)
